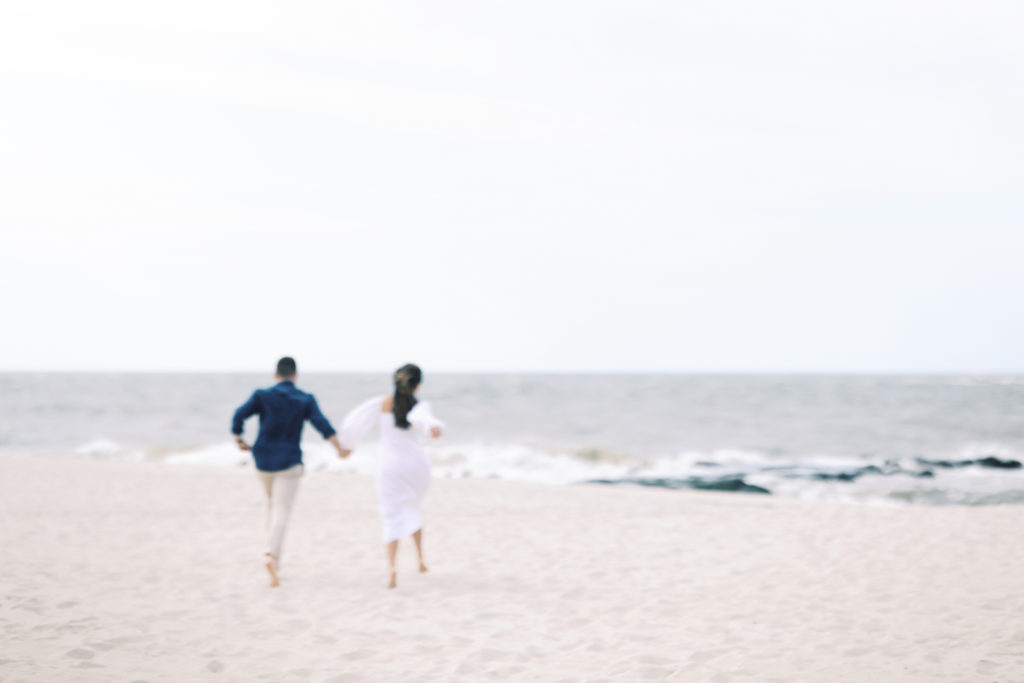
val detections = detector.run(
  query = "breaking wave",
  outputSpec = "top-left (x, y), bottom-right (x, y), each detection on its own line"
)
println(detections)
top-left (62, 437), bottom-right (1024, 507)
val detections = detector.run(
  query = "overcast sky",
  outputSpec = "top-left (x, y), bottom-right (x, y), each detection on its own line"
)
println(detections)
top-left (1, 1), bottom-right (1021, 373)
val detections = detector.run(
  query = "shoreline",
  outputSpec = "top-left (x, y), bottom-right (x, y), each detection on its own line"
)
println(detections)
top-left (3, 455), bottom-right (1023, 681)
top-left (6, 444), bottom-right (1024, 508)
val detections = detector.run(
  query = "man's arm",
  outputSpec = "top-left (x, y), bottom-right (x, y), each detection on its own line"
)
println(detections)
top-left (327, 434), bottom-right (349, 458)
top-left (232, 391), bottom-right (261, 450)
top-left (307, 396), bottom-right (348, 458)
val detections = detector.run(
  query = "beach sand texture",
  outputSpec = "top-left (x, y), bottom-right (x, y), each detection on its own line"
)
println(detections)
top-left (2, 455), bottom-right (1023, 682)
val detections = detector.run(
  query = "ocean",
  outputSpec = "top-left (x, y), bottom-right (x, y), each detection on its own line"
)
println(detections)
top-left (2, 373), bottom-right (1023, 506)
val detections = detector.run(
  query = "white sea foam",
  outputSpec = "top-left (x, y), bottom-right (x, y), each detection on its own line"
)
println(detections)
top-left (103, 436), bottom-right (1019, 506)
top-left (73, 438), bottom-right (153, 462)
top-left (74, 438), bottom-right (123, 458)
top-left (163, 443), bottom-right (251, 468)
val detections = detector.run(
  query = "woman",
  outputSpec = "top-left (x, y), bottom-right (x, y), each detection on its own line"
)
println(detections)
top-left (338, 364), bottom-right (443, 588)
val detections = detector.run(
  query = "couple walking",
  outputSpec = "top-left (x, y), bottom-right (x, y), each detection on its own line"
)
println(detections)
top-left (231, 357), bottom-right (443, 589)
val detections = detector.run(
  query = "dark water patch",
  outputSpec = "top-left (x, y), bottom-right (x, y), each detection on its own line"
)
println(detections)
top-left (917, 456), bottom-right (1022, 470)
top-left (590, 477), bottom-right (770, 495)
top-left (809, 471), bottom-right (863, 482)
top-left (805, 465), bottom-right (882, 482)
top-left (916, 458), bottom-right (972, 468)
top-left (786, 462), bottom-right (933, 483)
top-left (977, 456), bottom-right (1022, 469)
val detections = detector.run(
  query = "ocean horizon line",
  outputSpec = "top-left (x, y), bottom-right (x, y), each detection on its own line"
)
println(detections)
top-left (3, 368), bottom-right (1024, 377)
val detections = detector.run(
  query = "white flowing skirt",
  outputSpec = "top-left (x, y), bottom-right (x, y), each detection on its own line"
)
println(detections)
top-left (375, 445), bottom-right (431, 543)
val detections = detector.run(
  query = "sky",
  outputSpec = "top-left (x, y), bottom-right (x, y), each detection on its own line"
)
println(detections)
top-left (1, 1), bottom-right (1022, 373)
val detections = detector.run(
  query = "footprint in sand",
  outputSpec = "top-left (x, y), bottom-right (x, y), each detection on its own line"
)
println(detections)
top-left (632, 654), bottom-right (676, 667)
top-left (65, 648), bottom-right (94, 660)
top-left (56, 601), bottom-right (77, 609)
top-left (475, 648), bottom-right (511, 662)
top-left (455, 660), bottom-right (480, 676)
top-left (976, 659), bottom-right (1000, 674)
top-left (206, 660), bottom-right (224, 673)
top-left (688, 649), bottom-right (728, 665)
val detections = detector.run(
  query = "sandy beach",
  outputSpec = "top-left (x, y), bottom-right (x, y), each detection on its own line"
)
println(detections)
top-left (2, 454), bottom-right (1023, 682)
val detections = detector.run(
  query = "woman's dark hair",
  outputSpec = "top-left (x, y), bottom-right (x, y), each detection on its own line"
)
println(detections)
top-left (392, 363), bottom-right (422, 429)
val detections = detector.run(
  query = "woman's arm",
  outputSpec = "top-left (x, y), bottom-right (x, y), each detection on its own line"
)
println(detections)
top-left (408, 401), bottom-right (444, 439)
top-left (337, 396), bottom-right (386, 452)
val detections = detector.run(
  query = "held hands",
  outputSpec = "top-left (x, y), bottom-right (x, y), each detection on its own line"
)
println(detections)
top-left (327, 435), bottom-right (350, 459)
top-left (429, 426), bottom-right (442, 439)
top-left (235, 436), bottom-right (251, 452)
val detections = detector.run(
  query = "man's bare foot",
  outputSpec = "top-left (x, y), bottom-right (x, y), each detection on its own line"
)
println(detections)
top-left (265, 556), bottom-right (280, 588)
top-left (418, 561), bottom-right (428, 573)
top-left (387, 569), bottom-right (397, 589)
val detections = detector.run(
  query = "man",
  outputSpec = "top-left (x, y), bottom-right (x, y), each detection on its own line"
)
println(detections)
top-left (232, 356), bottom-right (348, 587)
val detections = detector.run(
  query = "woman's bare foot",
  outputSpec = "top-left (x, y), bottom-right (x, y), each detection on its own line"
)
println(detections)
top-left (265, 556), bottom-right (280, 588)
top-left (418, 561), bottom-right (428, 573)
top-left (387, 569), bottom-right (397, 589)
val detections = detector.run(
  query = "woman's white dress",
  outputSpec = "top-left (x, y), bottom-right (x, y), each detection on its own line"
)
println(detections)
top-left (339, 397), bottom-right (444, 542)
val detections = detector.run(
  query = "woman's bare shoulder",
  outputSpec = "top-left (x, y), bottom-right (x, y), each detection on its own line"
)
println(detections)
top-left (381, 396), bottom-right (394, 413)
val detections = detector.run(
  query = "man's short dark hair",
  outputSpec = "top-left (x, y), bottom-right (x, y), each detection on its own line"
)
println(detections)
top-left (276, 356), bottom-right (297, 379)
